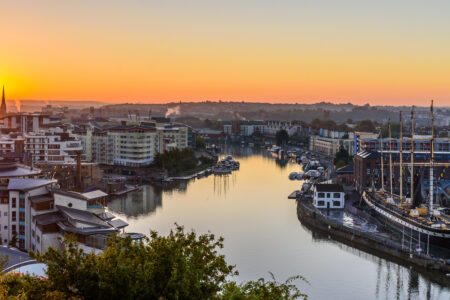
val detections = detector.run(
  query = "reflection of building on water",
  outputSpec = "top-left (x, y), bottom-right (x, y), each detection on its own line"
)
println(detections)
top-left (107, 185), bottom-right (162, 218)
top-left (300, 216), bottom-right (450, 290)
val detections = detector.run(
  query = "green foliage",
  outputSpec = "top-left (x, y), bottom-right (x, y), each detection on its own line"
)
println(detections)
top-left (220, 274), bottom-right (308, 300)
top-left (354, 120), bottom-right (376, 132)
top-left (153, 148), bottom-right (198, 176)
top-left (276, 130), bottom-right (289, 146)
top-left (195, 135), bottom-right (206, 149)
top-left (1, 226), bottom-right (307, 299)
top-left (9, 232), bottom-right (18, 248)
top-left (334, 146), bottom-right (351, 168)
top-left (380, 122), bottom-right (401, 138)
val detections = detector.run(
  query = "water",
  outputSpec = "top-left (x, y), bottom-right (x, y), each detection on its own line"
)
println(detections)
top-left (107, 147), bottom-right (450, 299)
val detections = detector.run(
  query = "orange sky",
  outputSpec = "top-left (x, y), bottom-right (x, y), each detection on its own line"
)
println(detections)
top-left (1, 1), bottom-right (450, 106)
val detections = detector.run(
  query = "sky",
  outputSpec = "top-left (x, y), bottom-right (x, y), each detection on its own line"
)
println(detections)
top-left (1, 0), bottom-right (450, 106)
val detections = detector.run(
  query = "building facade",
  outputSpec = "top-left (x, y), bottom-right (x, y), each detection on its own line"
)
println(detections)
top-left (0, 129), bottom-right (83, 164)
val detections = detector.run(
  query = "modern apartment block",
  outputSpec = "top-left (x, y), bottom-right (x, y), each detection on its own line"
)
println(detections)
top-left (74, 123), bottom-right (191, 167)
top-left (0, 113), bottom-right (63, 133)
top-left (0, 160), bottom-right (128, 253)
top-left (0, 128), bottom-right (83, 164)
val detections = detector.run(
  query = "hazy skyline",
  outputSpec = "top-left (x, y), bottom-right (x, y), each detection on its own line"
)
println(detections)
top-left (1, 1), bottom-right (450, 106)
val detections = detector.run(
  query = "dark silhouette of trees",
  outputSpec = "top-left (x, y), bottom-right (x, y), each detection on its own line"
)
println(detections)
top-left (276, 130), bottom-right (289, 146)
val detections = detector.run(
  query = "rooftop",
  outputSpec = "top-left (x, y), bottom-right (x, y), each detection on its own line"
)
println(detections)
top-left (8, 178), bottom-right (56, 191)
top-left (57, 205), bottom-right (109, 227)
top-left (53, 189), bottom-right (108, 201)
top-left (315, 184), bottom-right (345, 192)
top-left (0, 162), bottom-right (41, 178)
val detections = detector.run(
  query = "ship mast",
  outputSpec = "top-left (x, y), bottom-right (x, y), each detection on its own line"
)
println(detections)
top-left (429, 100), bottom-right (434, 215)
top-left (410, 106), bottom-right (414, 204)
top-left (399, 111), bottom-right (403, 201)
top-left (380, 129), bottom-right (384, 191)
top-left (389, 119), bottom-right (393, 198)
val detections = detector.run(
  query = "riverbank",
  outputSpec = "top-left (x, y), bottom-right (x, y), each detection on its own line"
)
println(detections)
top-left (296, 198), bottom-right (450, 280)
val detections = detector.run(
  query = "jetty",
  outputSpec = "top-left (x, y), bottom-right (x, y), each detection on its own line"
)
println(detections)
top-left (296, 197), bottom-right (450, 278)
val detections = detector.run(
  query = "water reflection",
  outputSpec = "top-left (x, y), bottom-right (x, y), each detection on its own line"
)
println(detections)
top-left (299, 212), bottom-right (450, 299)
top-left (108, 185), bottom-right (162, 218)
top-left (106, 147), bottom-right (450, 299)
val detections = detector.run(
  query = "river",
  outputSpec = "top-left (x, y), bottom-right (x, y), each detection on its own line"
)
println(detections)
top-left (107, 147), bottom-right (450, 299)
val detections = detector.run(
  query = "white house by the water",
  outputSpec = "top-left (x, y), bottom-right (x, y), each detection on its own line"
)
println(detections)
top-left (313, 184), bottom-right (345, 209)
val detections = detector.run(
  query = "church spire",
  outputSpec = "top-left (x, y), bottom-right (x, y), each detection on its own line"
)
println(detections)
top-left (0, 85), bottom-right (7, 117)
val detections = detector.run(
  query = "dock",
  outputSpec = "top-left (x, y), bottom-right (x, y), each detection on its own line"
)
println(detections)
top-left (288, 190), bottom-right (301, 199)
top-left (296, 198), bottom-right (450, 278)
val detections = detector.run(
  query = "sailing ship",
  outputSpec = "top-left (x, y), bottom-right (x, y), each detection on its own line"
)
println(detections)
top-left (362, 101), bottom-right (450, 248)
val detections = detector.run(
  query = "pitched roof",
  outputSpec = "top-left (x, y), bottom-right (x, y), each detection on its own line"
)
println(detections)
top-left (35, 212), bottom-right (64, 226)
top-left (315, 184), bottom-right (344, 192)
top-left (53, 189), bottom-right (108, 201)
top-left (108, 219), bottom-right (128, 229)
top-left (8, 179), bottom-right (56, 191)
top-left (356, 150), bottom-right (379, 159)
top-left (57, 205), bottom-right (109, 227)
top-left (336, 164), bottom-right (354, 174)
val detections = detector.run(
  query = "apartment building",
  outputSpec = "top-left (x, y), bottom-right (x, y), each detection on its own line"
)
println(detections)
top-left (0, 129), bottom-right (83, 164)
top-left (0, 162), bottom-right (127, 253)
top-left (74, 123), bottom-right (190, 167)
top-left (309, 135), bottom-right (355, 157)
top-left (0, 113), bottom-right (62, 133)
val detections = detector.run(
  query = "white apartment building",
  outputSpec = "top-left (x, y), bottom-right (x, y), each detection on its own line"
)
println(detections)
top-left (309, 135), bottom-right (355, 157)
top-left (74, 124), bottom-right (190, 167)
top-left (0, 162), bottom-right (127, 253)
top-left (264, 121), bottom-right (301, 136)
top-left (0, 113), bottom-right (62, 133)
top-left (0, 129), bottom-right (83, 164)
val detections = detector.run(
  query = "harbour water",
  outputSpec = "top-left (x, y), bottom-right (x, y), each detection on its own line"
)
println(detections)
top-left (107, 147), bottom-right (450, 299)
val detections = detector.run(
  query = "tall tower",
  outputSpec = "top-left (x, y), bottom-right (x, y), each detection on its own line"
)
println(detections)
top-left (0, 85), bottom-right (7, 117)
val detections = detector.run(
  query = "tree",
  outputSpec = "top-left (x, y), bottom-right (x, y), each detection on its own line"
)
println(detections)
top-left (195, 135), bottom-right (206, 149)
top-left (355, 120), bottom-right (376, 132)
top-left (8, 232), bottom-right (18, 248)
top-left (0, 226), bottom-right (307, 299)
top-left (334, 146), bottom-right (351, 168)
top-left (276, 129), bottom-right (289, 146)
top-left (381, 122), bottom-right (400, 138)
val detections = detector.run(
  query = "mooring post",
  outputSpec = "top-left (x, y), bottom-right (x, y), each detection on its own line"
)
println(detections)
top-left (402, 225), bottom-right (404, 250)
top-left (409, 227), bottom-right (412, 252)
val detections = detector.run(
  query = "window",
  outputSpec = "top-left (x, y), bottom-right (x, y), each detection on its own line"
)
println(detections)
top-left (317, 192), bottom-right (325, 198)
top-left (12, 211), bottom-right (16, 222)
top-left (12, 197), bottom-right (16, 208)
top-left (36, 235), bottom-right (40, 244)
top-left (3, 212), bottom-right (6, 216)
top-left (317, 201), bottom-right (325, 207)
top-left (19, 212), bottom-right (25, 222)
top-left (4, 226), bottom-right (7, 230)
top-left (12, 225), bottom-right (16, 233)
top-left (19, 225), bottom-right (25, 235)
top-left (333, 201), bottom-right (341, 207)
top-left (32, 229), bottom-right (35, 237)
top-left (326, 193), bottom-right (331, 198)
top-left (333, 193), bottom-right (341, 198)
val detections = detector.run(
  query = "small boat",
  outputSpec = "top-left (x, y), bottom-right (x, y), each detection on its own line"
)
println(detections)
top-left (296, 172), bottom-right (304, 180)
top-left (289, 172), bottom-right (298, 180)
